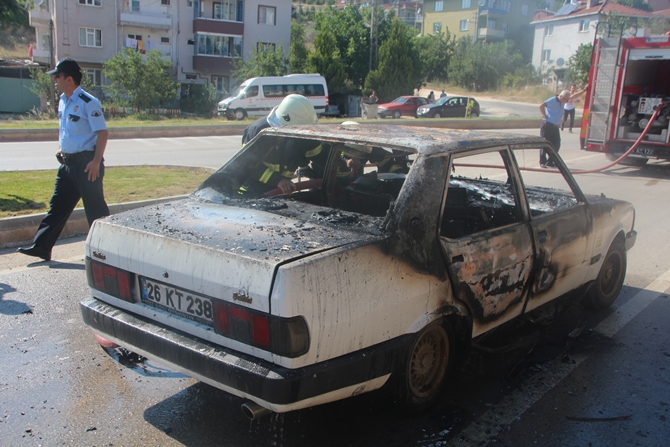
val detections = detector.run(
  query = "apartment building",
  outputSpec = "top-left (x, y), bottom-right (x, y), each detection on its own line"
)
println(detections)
top-left (422, 0), bottom-right (553, 42)
top-left (29, 0), bottom-right (291, 99)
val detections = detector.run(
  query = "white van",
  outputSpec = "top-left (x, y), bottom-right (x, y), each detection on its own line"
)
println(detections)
top-left (218, 74), bottom-right (328, 121)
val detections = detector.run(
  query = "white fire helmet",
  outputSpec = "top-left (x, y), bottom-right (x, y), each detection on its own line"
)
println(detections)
top-left (267, 94), bottom-right (318, 127)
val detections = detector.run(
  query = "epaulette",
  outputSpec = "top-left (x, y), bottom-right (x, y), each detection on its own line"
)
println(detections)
top-left (79, 93), bottom-right (92, 103)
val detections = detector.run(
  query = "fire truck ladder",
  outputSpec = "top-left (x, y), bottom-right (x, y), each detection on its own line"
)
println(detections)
top-left (585, 36), bottom-right (623, 145)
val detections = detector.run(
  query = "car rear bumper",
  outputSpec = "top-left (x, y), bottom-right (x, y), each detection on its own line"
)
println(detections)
top-left (80, 296), bottom-right (410, 412)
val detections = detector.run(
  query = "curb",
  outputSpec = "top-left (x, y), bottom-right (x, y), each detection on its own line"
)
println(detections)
top-left (1, 195), bottom-right (188, 249)
top-left (0, 119), bottom-right (542, 141)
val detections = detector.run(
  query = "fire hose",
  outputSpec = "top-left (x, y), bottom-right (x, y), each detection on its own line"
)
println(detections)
top-left (526, 101), bottom-right (666, 175)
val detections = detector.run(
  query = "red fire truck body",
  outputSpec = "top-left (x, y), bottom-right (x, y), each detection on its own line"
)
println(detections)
top-left (581, 35), bottom-right (670, 165)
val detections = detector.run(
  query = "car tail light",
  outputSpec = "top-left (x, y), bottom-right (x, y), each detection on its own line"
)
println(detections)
top-left (213, 300), bottom-right (309, 358)
top-left (86, 257), bottom-right (134, 302)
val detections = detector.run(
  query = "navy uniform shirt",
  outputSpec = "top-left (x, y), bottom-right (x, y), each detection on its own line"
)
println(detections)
top-left (58, 86), bottom-right (107, 154)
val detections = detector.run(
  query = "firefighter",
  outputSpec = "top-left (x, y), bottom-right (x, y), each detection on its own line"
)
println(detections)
top-left (239, 94), bottom-right (320, 194)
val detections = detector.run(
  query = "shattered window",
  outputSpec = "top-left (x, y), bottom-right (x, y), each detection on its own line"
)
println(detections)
top-left (512, 147), bottom-right (580, 216)
top-left (441, 149), bottom-right (522, 239)
top-left (196, 135), bottom-right (414, 220)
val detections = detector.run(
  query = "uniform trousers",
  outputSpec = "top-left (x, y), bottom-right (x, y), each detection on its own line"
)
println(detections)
top-left (33, 151), bottom-right (109, 251)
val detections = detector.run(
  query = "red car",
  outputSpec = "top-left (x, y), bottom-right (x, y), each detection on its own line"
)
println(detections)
top-left (377, 96), bottom-right (429, 118)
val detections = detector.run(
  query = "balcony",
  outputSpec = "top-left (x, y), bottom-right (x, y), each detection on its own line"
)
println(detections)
top-left (193, 18), bottom-right (243, 35)
top-left (29, 8), bottom-right (51, 27)
top-left (192, 55), bottom-right (235, 72)
top-left (31, 48), bottom-right (51, 64)
top-left (479, 7), bottom-right (508, 17)
top-left (478, 27), bottom-right (505, 41)
top-left (119, 11), bottom-right (172, 30)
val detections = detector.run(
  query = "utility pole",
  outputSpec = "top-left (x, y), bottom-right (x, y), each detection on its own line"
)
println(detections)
top-left (369, 0), bottom-right (378, 72)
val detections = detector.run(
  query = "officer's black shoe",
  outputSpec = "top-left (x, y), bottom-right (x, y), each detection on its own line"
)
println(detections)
top-left (17, 245), bottom-right (51, 261)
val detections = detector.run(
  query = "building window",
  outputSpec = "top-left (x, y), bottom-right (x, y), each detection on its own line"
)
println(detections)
top-left (579, 19), bottom-right (590, 32)
top-left (521, 4), bottom-right (528, 15)
top-left (85, 68), bottom-right (102, 86)
top-left (462, 0), bottom-right (470, 8)
top-left (542, 49), bottom-right (551, 62)
top-left (78, 0), bottom-right (101, 6)
top-left (212, 75), bottom-right (230, 96)
top-left (187, 0), bottom-right (193, 6)
top-left (502, 23), bottom-right (508, 34)
top-left (214, 0), bottom-right (238, 19)
top-left (161, 37), bottom-right (170, 44)
top-left (488, 20), bottom-right (495, 29)
top-left (257, 42), bottom-right (276, 52)
top-left (132, 0), bottom-right (140, 11)
top-left (80, 28), bottom-right (102, 47)
top-left (196, 34), bottom-right (242, 57)
top-left (460, 19), bottom-right (469, 31)
top-left (258, 5), bottom-right (276, 25)
top-left (128, 34), bottom-right (142, 41)
top-left (41, 34), bottom-right (50, 50)
top-left (433, 22), bottom-right (442, 33)
top-left (161, 0), bottom-right (170, 4)
top-left (545, 24), bottom-right (553, 36)
top-left (435, 1), bottom-right (444, 12)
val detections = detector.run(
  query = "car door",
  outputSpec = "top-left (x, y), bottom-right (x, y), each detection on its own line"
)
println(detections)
top-left (444, 98), bottom-right (461, 117)
top-left (402, 98), bottom-right (417, 116)
top-left (510, 144), bottom-right (594, 312)
top-left (439, 147), bottom-right (534, 337)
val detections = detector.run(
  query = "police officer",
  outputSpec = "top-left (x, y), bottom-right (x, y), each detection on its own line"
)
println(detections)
top-left (17, 58), bottom-right (109, 262)
top-left (240, 94), bottom-right (320, 195)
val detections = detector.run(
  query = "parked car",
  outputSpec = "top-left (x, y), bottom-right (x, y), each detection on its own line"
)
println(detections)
top-left (80, 126), bottom-right (636, 419)
top-left (416, 96), bottom-right (480, 118)
top-left (377, 96), bottom-right (429, 118)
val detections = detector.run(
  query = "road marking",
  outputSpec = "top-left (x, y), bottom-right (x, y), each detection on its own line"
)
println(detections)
top-left (159, 137), bottom-right (186, 146)
top-left (136, 139), bottom-right (158, 147)
top-left (446, 269), bottom-right (670, 447)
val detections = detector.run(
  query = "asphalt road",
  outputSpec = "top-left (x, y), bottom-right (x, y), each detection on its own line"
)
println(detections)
top-left (1, 130), bottom-right (669, 446)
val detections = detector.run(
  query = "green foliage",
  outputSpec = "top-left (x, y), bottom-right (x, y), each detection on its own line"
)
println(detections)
top-left (448, 38), bottom-right (523, 91)
top-left (415, 30), bottom-right (456, 82)
top-left (502, 64), bottom-right (542, 89)
top-left (28, 67), bottom-right (56, 114)
top-left (0, 0), bottom-right (29, 27)
top-left (566, 43), bottom-right (592, 87)
top-left (180, 83), bottom-right (218, 116)
top-left (364, 19), bottom-right (422, 103)
top-left (613, 0), bottom-right (652, 11)
top-left (315, 6), bottom-right (370, 87)
top-left (232, 43), bottom-right (288, 79)
top-left (103, 48), bottom-right (178, 111)
top-left (289, 21), bottom-right (309, 74)
top-left (307, 26), bottom-right (347, 93)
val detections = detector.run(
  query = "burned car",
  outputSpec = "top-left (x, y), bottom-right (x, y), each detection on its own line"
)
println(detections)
top-left (80, 125), bottom-right (636, 417)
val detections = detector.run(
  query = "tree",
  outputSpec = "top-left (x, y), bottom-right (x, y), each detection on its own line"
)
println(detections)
top-left (364, 19), bottom-right (422, 103)
top-left (180, 83), bottom-right (218, 116)
top-left (415, 30), bottom-right (456, 82)
top-left (289, 21), bottom-right (309, 74)
top-left (232, 43), bottom-right (288, 80)
top-left (103, 48), bottom-right (178, 111)
top-left (0, 0), bottom-right (28, 27)
top-left (614, 0), bottom-right (651, 11)
top-left (307, 27), bottom-right (347, 94)
top-left (448, 38), bottom-right (523, 91)
top-left (28, 67), bottom-right (56, 114)
top-left (566, 43), bottom-right (593, 87)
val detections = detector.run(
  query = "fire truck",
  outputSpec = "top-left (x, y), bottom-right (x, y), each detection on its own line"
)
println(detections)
top-left (581, 34), bottom-right (670, 165)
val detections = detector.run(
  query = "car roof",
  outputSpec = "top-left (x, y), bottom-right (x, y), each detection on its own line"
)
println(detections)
top-left (262, 125), bottom-right (548, 157)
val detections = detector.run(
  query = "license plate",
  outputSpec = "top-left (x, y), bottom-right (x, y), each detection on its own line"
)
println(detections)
top-left (633, 147), bottom-right (654, 155)
top-left (139, 277), bottom-right (214, 325)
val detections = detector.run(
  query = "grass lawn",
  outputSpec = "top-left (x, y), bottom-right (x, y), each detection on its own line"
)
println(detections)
top-left (0, 166), bottom-right (213, 219)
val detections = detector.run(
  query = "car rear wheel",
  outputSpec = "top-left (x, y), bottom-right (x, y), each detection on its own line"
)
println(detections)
top-left (393, 110), bottom-right (402, 119)
top-left (434, 112), bottom-right (441, 119)
top-left (233, 108), bottom-right (247, 121)
top-left (397, 321), bottom-right (452, 411)
top-left (586, 239), bottom-right (626, 309)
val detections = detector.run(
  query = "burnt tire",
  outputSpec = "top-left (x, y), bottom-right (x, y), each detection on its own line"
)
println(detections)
top-left (393, 110), bottom-right (402, 119)
top-left (586, 240), bottom-right (626, 309)
top-left (397, 321), bottom-right (452, 411)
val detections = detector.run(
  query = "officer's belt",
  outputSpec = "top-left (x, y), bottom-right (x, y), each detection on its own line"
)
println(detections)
top-left (60, 150), bottom-right (95, 165)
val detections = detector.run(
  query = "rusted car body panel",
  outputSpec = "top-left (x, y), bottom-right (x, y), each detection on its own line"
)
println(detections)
top-left (80, 125), bottom-right (636, 413)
